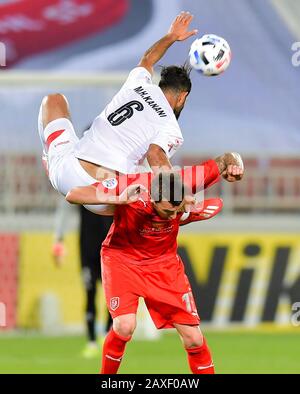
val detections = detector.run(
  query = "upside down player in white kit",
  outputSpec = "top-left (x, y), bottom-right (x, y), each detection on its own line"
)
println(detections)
top-left (38, 12), bottom-right (200, 214)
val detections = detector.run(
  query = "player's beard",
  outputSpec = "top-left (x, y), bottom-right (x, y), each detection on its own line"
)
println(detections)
top-left (174, 106), bottom-right (183, 120)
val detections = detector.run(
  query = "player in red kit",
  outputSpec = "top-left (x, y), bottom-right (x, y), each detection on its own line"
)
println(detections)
top-left (66, 154), bottom-right (244, 374)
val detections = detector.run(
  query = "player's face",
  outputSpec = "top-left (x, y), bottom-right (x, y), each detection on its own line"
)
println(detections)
top-left (174, 91), bottom-right (189, 120)
top-left (174, 105), bottom-right (184, 120)
top-left (153, 200), bottom-right (184, 220)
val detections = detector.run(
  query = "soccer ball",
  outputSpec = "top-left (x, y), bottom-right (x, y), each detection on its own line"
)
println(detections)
top-left (189, 34), bottom-right (231, 76)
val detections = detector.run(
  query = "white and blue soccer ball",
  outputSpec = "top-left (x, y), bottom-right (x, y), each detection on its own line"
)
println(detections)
top-left (189, 34), bottom-right (231, 76)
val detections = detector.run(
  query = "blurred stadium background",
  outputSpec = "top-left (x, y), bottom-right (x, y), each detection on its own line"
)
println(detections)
top-left (0, 0), bottom-right (300, 374)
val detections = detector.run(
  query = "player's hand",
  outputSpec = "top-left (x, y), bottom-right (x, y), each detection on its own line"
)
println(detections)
top-left (119, 184), bottom-right (148, 204)
top-left (180, 198), bottom-right (223, 226)
top-left (223, 164), bottom-right (244, 182)
top-left (52, 241), bottom-right (66, 267)
top-left (216, 152), bottom-right (244, 182)
top-left (182, 195), bottom-right (197, 213)
top-left (168, 11), bottom-right (198, 42)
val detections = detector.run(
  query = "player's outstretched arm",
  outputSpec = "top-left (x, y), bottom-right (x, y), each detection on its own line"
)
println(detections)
top-left (66, 185), bottom-right (100, 205)
top-left (65, 183), bottom-right (146, 206)
top-left (138, 11), bottom-right (198, 75)
top-left (179, 154), bottom-right (244, 222)
top-left (184, 152), bottom-right (244, 196)
top-left (65, 153), bottom-right (244, 206)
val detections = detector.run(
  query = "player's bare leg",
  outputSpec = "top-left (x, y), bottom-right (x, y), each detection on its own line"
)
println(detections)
top-left (113, 313), bottom-right (137, 337)
top-left (41, 93), bottom-right (71, 128)
top-left (39, 93), bottom-right (115, 182)
top-left (174, 323), bottom-right (215, 374)
top-left (174, 323), bottom-right (204, 347)
top-left (100, 314), bottom-right (136, 374)
top-left (38, 93), bottom-right (71, 174)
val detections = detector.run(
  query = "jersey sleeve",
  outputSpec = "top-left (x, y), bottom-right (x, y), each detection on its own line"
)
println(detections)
top-left (181, 160), bottom-right (220, 194)
top-left (122, 67), bottom-right (153, 88)
top-left (179, 198), bottom-right (223, 226)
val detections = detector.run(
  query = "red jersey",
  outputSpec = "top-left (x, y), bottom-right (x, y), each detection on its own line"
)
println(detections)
top-left (102, 194), bottom-right (182, 263)
top-left (102, 160), bottom-right (220, 263)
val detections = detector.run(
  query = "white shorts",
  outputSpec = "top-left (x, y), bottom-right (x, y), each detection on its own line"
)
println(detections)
top-left (41, 118), bottom-right (110, 214)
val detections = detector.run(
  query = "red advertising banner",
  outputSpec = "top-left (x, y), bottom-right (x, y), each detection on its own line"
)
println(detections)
top-left (0, 234), bottom-right (19, 330)
top-left (0, 0), bottom-right (129, 67)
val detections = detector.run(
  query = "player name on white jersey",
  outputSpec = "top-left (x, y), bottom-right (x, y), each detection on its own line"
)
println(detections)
top-left (74, 67), bottom-right (183, 173)
top-left (134, 86), bottom-right (167, 118)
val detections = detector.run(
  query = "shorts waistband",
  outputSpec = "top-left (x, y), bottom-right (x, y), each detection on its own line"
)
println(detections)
top-left (101, 248), bottom-right (180, 266)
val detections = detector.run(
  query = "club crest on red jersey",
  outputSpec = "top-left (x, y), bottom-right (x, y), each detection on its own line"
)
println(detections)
top-left (110, 297), bottom-right (120, 311)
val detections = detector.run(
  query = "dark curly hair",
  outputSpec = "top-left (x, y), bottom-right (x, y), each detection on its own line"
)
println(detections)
top-left (159, 64), bottom-right (192, 94)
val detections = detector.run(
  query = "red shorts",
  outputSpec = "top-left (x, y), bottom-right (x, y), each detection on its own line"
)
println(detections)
top-left (101, 250), bottom-right (200, 329)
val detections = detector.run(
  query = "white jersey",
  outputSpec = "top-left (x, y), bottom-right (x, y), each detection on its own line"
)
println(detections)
top-left (74, 67), bottom-right (184, 174)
